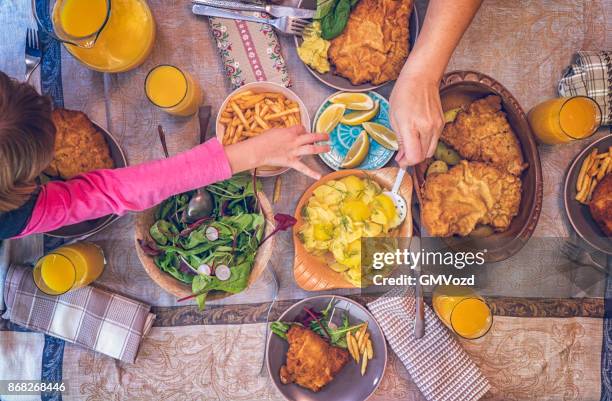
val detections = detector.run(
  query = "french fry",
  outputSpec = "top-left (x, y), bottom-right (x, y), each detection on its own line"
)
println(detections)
top-left (355, 323), bottom-right (367, 344)
top-left (232, 90), bottom-right (254, 99)
top-left (264, 108), bottom-right (301, 121)
top-left (230, 102), bottom-right (249, 128)
top-left (588, 177), bottom-right (598, 200)
top-left (366, 339), bottom-right (373, 360)
top-left (576, 175), bottom-right (592, 203)
top-left (577, 150), bottom-right (597, 192)
top-left (347, 332), bottom-right (359, 362)
top-left (273, 176), bottom-right (282, 203)
top-left (359, 332), bottom-right (370, 354)
top-left (360, 350), bottom-right (368, 375)
top-left (597, 158), bottom-right (610, 180)
top-left (255, 115), bottom-right (270, 130)
top-left (260, 104), bottom-right (270, 117)
top-left (241, 94), bottom-right (267, 108)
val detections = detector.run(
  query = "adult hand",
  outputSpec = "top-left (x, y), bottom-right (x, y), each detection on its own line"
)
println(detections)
top-left (225, 125), bottom-right (329, 180)
top-left (389, 67), bottom-right (444, 167)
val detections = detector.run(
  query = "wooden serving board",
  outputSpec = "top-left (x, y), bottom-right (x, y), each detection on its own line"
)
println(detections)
top-left (293, 168), bottom-right (413, 291)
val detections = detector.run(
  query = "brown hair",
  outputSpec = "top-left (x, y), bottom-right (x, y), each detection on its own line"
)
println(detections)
top-left (0, 71), bottom-right (56, 212)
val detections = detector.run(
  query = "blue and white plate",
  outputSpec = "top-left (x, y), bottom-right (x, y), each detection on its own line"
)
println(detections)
top-left (313, 91), bottom-right (395, 171)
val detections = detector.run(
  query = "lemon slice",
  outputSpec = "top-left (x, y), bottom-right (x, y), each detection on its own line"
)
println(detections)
top-left (340, 101), bottom-right (380, 126)
top-left (362, 122), bottom-right (398, 151)
top-left (316, 103), bottom-right (346, 133)
top-left (341, 131), bottom-right (369, 168)
top-left (329, 92), bottom-right (375, 111)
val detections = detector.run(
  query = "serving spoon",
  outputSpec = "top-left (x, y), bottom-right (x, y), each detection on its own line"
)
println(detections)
top-left (157, 124), bottom-right (214, 223)
top-left (383, 168), bottom-right (408, 228)
top-left (383, 167), bottom-right (425, 339)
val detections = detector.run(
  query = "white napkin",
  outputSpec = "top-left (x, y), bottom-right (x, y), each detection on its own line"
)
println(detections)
top-left (368, 288), bottom-right (490, 401)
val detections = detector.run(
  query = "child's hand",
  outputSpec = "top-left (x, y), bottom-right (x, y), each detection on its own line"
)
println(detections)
top-left (225, 125), bottom-right (330, 179)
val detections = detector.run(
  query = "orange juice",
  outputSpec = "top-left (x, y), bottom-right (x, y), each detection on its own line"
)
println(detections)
top-left (59, 0), bottom-right (108, 38)
top-left (145, 65), bottom-right (203, 116)
top-left (528, 96), bottom-right (601, 144)
top-left (33, 243), bottom-right (105, 295)
top-left (432, 285), bottom-right (492, 339)
top-left (60, 0), bottom-right (156, 73)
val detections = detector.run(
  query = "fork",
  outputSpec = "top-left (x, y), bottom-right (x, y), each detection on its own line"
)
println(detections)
top-left (560, 240), bottom-right (607, 273)
top-left (25, 28), bottom-right (42, 82)
top-left (192, 4), bottom-right (309, 36)
top-left (259, 264), bottom-right (280, 376)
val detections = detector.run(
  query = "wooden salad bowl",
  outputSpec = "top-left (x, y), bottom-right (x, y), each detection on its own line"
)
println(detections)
top-left (134, 191), bottom-right (276, 300)
top-left (414, 70), bottom-right (543, 262)
top-left (293, 168), bottom-right (413, 291)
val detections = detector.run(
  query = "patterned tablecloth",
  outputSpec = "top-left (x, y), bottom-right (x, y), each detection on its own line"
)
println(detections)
top-left (0, 0), bottom-right (611, 400)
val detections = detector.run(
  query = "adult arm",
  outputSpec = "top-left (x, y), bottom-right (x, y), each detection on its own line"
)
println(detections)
top-left (390, 0), bottom-right (482, 166)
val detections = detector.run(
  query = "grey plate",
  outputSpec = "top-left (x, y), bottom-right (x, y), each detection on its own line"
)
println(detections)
top-left (267, 295), bottom-right (388, 401)
top-left (294, 2), bottom-right (419, 92)
top-left (564, 134), bottom-right (612, 255)
top-left (46, 120), bottom-right (128, 238)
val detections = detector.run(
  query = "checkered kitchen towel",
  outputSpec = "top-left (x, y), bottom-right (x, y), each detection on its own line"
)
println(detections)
top-left (208, 13), bottom-right (291, 89)
top-left (2, 265), bottom-right (155, 363)
top-left (559, 51), bottom-right (612, 125)
top-left (368, 288), bottom-right (490, 401)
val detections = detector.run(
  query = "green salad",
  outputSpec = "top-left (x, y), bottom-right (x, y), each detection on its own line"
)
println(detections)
top-left (139, 174), bottom-right (265, 309)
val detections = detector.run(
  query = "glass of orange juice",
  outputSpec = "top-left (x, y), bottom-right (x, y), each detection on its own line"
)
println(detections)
top-left (528, 96), bottom-right (601, 145)
top-left (432, 285), bottom-right (493, 340)
top-left (33, 242), bottom-right (106, 295)
top-left (145, 65), bottom-right (203, 117)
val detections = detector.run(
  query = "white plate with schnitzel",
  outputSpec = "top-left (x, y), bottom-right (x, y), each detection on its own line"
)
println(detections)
top-left (294, 0), bottom-right (419, 92)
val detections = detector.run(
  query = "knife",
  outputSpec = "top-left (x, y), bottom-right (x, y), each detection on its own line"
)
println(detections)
top-left (198, 106), bottom-right (212, 145)
top-left (192, 0), bottom-right (315, 19)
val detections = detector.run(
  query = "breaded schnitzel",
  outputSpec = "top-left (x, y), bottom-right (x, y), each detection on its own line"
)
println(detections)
top-left (279, 325), bottom-right (349, 392)
top-left (328, 0), bottom-right (411, 85)
top-left (590, 173), bottom-right (612, 236)
top-left (422, 161), bottom-right (522, 237)
top-left (441, 95), bottom-right (526, 176)
top-left (46, 109), bottom-right (114, 180)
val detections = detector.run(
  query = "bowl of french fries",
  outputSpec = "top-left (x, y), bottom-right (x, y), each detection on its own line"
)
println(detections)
top-left (216, 81), bottom-right (311, 177)
top-left (564, 134), bottom-right (612, 254)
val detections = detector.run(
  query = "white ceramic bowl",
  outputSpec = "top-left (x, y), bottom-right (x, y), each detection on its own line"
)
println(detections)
top-left (216, 81), bottom-right (311, 177)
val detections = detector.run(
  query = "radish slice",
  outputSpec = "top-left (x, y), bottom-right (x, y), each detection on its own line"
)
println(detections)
top-left (215, 264), bottom-right (231, 281)
top-left (205, 226), bottom-right (219, 241)
top-left (197, 263), bottom-right (212, 276)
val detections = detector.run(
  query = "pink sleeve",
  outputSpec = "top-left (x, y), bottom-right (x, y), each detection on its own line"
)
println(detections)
top-left (17, 138), bottom-right (232, 237)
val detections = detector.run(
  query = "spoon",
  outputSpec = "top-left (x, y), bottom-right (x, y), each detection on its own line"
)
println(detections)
top-left (185, 188), bottom-right (214, 223)
top-left (383, 168), bottom-right (408, 228)
top-left (157, 125), bottom-right (215, 222)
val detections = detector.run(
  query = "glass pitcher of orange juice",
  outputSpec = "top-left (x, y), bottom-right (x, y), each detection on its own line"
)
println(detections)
top-left (33, 242), bottom-right (106, 295)
top-left (528, 96), bottom-right (602, 145)
top-left (33, 0), bottom-right (156, 73)
top-left (432, 285), bottom-right (493, 340)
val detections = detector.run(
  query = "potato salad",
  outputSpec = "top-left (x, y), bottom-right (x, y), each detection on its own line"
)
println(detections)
top-left (298, 175), bottom-right (399, 286)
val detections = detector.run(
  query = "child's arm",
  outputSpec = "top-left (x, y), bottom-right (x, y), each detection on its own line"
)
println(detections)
top-left (16, 138), bottom-right (232, 237)
top-left (14, 126), bottom-right (329, 238)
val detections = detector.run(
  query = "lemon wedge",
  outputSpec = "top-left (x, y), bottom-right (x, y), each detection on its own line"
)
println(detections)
top-left (341, 131), bottom-right (369, 168)
top-left (362, 122), bottom-right (398, 150)
top-left (340, 101), bottom-right (380, 126)
top-left (316, 103), bottom-right (346, 133)
top-left (329, 92), bottom-right (375, 111)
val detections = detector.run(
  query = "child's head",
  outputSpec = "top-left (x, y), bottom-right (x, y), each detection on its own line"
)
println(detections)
top-left (0, 71), bottom-right (56, 212)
